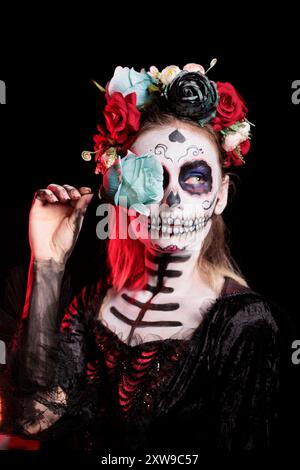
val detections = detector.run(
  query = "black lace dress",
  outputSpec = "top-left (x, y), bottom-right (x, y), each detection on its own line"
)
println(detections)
top-left (2, 274), bottom-right (292, 453)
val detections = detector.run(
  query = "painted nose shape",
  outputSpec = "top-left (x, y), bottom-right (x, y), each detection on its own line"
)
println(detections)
top-left (166, 190), bottom-right (181, 207)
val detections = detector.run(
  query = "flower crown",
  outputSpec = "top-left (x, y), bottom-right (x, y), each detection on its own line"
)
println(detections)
top-left (82, 60), bottom-right (253, 175)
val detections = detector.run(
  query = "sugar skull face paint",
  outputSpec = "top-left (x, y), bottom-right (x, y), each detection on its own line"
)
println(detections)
top-left (179, 159), bottom-right (213, 195)
top-left (130, 124), bottom-right (228, 254)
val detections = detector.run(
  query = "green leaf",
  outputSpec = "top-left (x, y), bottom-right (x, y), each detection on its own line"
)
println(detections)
top-left (92, 80), bottom-right (106, 93)
top-left (148, 84), bottom-right (160, 94)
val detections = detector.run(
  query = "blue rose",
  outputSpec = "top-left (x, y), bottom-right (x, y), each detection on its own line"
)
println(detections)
top-left (103, 152), bottom-right (164, 215)
top-left (108, 66), bottom-right (155, 108)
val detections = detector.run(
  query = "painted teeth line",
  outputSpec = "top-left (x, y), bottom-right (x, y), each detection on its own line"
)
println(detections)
top-left (147, 217), bottom-right (208, 233)
top-left (148, 216), bottom-right (208, 226)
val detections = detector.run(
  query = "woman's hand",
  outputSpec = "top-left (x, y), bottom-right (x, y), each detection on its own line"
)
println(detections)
top-left (29, 184), bottom-right (94, 264)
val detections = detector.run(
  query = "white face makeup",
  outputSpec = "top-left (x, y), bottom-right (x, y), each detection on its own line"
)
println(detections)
top-left (131, 124), bottom-right (226, 255)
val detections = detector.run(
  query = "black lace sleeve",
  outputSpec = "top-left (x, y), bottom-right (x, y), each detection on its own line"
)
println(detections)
top-left (210, 299), bottom-right (281, 451)
top-left (5, 258), bottom-right (103, 441)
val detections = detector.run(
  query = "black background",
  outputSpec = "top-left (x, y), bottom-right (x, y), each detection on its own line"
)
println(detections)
top-left (0, 10), bottom-right (299, 460)
top-left (1, 26), bottom-right (299, 318)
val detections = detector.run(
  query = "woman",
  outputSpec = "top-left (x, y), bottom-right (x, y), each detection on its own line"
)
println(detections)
top-left (4, 62), bottom-right (286, 453)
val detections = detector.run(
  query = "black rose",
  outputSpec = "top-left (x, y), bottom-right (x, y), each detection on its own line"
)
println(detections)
top-left (164, 71), bottom-right (219, 126)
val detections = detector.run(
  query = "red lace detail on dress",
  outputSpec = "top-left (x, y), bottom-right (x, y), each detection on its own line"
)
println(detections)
top-left (119, 348), bottom-right (159, 413)
top-left (93, 321), bottom-right (187, 419)
top-left (61, 297), bottom-right (80, 332)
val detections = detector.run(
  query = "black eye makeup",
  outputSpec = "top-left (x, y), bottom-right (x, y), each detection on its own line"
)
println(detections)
top-left (179, 160), bottom-right (212, 195)
top-left (162, 165), bottom-right (170, 190)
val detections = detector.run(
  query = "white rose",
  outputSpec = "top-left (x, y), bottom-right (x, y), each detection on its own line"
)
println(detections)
top-left (237, 121), bottom-right (251, 139)
top-left (149, 66), bottom-right (160, 80)
top-left (160, 65), bottom-right (181, 86)
top-left (223, 132), bottom-right (244, 152)
top-left (183, 63), bottom-right (205, 74)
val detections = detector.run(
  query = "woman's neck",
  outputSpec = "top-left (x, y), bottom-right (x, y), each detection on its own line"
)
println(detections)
top-left (143, 247), bottom-right (220, 297)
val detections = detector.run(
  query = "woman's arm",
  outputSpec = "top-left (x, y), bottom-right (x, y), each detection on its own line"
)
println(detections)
top-left (20, 258), bottom-right (65, 388)
top-left (6, 184), bottom-right (94, 437)
top-left (9, 260), bottom-right (101, 438)
top-left (10, 257), bottom-right (66, 435)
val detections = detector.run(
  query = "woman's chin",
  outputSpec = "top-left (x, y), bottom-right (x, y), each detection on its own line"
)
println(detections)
top-left (146, 234), bottom-right (199, 253)
top-left (153, 243), bottom-right (186, 253)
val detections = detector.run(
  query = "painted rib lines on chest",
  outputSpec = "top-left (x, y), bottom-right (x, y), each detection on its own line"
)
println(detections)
top-left (109, 252), bottom-right (191, 345)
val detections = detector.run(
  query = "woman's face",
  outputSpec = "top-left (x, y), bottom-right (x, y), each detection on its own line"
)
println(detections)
top-left (131, 123), bottom-right (229, 254)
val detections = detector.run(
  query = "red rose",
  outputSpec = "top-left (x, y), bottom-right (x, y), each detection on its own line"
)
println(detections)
top-left (212, 82), bottom-right (248, 131)
top-left (93, 124), bottom-right (112, 156)
top-left (224, 139), bottom-right (251, 167)
top-left (104, 92), bottom-right (140, 144)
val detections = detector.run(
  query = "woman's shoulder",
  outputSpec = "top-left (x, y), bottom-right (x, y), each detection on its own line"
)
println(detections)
top-left (60, 273), bottom-right (109, 329)
top-left (204, 278), bottom-right (288, 370)
top-left (214, 277), bottom-right (286, 343)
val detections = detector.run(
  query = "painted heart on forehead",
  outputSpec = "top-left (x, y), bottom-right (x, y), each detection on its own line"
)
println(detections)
top-left (168, 129), bottom-right (186, 143)
top-left (130, 122), bottom-right (229, 254)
